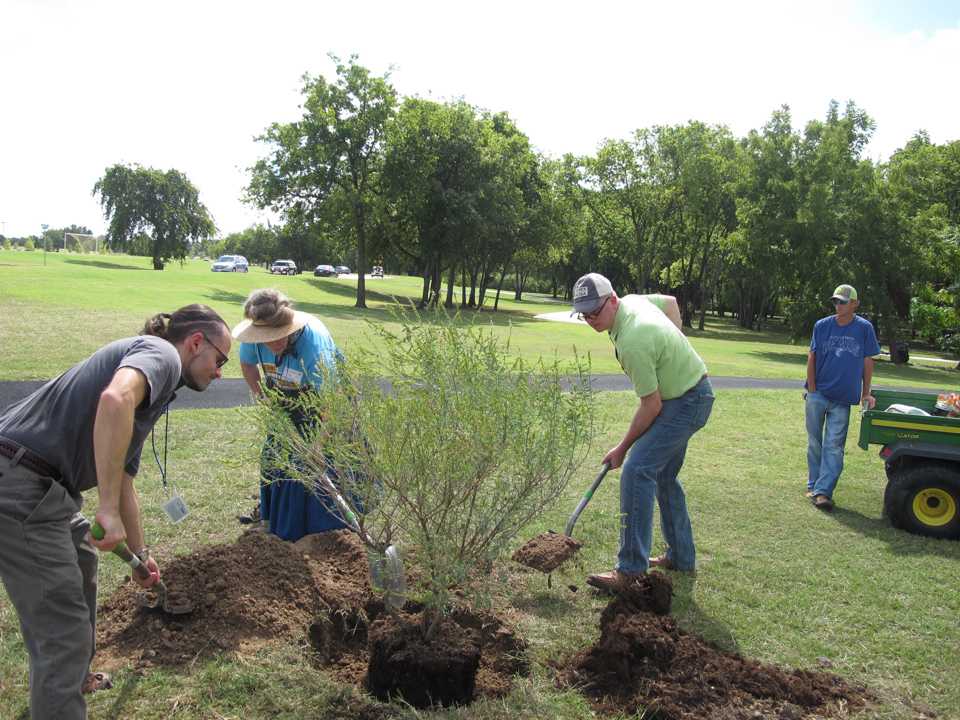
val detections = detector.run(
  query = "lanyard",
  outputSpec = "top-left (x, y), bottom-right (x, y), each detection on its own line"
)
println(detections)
top-left (150, 403), bottom-right (171, 496)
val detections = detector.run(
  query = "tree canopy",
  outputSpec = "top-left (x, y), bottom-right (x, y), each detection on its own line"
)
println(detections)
top-left (248, 54), bottom-right (397, 307)
top-left (93, 164), bottom-right (214, 270)
top-left (241, 57), bottom-right (958, 350)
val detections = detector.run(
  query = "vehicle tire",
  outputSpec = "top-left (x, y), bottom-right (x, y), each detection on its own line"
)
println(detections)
top-left (884, 462), bottom-right (960, 540)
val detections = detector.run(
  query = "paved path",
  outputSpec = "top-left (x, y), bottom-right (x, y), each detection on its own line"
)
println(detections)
top-left (0, 375), bottom-right (814, 412)
top-left (1, 374), bottom-right (943, 411)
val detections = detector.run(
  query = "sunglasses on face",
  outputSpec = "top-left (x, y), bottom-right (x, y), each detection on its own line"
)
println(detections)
top-left (579, 297), bottom-right (610, 321)
top-left (203, 334), bottom-right (229, 368)
top-left (832, 298), bottom-right (850, 306)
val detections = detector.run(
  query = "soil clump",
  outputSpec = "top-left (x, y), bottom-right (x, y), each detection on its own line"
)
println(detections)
top-left (512, 530), bottom-right (583, 572)
top-left (95, 528), bottom-right (526, 704)
top-left (555, 572), bottom-right (872, 719)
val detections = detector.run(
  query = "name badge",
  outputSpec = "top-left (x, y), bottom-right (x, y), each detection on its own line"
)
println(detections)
top-left (281, 367), bottom-right (303, 384)
top-left (163, 492), bottom-right (189, 524)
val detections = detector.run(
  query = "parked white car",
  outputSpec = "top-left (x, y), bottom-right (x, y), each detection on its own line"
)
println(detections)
top-left (211, 255), bottom-right (249, 272)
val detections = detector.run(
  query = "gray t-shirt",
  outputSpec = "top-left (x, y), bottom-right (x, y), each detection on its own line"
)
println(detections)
top-left (0, 336), bottom-right (181, 496)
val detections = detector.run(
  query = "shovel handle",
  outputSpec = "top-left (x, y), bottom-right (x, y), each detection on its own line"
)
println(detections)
top-left (90, 522), bottom-right (152, 582)
top-left (315, 472), bottom-right (379, 551)
top-left (564, 462), bottom-right (611, 537)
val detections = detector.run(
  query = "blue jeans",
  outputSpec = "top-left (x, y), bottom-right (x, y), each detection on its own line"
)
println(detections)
top-left (617, 377), bottom-right (714, 575)
top-left (805, 391), bottom-right (851, 499)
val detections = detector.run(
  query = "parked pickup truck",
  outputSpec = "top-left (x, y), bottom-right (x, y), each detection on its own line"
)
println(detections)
top-left (858, 388), bottom-right (960, 539)
top-left (270, 259), bottom-right (298, 275)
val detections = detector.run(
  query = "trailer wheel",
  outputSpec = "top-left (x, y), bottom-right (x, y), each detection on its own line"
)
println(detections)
top-left (884, 463), bottom-right (960, 540)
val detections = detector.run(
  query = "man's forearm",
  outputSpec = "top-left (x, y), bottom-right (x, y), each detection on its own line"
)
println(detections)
top-left (93, 390), bottom-right (136, 514)
top-left (862, 358), bottom-right (874, 399)
top-left (806, 352), bottom-right (817, 392)
top-left (118, 475), bottom-right (146, 553)
top-left (620, 395), bottom-right (661, 450)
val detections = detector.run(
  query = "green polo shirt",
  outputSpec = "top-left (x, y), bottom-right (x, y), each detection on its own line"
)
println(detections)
top-left (610, 295), bottom-right (707, 399)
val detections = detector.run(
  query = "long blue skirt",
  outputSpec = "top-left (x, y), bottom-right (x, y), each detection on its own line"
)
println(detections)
top-left (260, 438), bottom-right (352, 542)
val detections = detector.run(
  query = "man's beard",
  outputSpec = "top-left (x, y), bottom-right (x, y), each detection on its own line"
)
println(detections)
top-left (181, 356), bottom-right (210, 392)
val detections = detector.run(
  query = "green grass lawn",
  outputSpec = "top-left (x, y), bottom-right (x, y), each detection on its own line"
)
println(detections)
top-left (0, 392), bottom-right (956, 719)
top-left (0, 393), bottom-right (957, 719)
top-left (1, 250), bottom-right (959, 718)
top-left (1, 250), bottom-right (957, 390)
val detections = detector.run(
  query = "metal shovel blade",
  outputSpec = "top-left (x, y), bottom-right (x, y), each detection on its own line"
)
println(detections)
top-left (137, 581), bottom-right (194, 615)
top-left (89, 522), bottom-right (194, 616)
top-left (368, 544), bottom-right (407, 610)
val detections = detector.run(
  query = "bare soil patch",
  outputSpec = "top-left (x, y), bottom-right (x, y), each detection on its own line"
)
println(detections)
top-left (95, 528), bottom-right (526, 705)
top-left (554, 572), bottom-right (873, 719)
top-left (96, 531), bottom-right (872, 717)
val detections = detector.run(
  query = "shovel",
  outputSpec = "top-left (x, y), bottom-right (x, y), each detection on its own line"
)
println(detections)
top-left (90, 522), bottom-right (194, 615)
top-left (315, 471), bottom-right (407, 610)
top-left (513, 462), bottom-right (611, 579)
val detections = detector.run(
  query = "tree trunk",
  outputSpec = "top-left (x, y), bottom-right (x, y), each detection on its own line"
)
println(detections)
top-left (445, 262), bottom-right (456, 309)
top-left (420, 265), bottom-right (431, 309)
top-left (468, 267), bottom-right (479, 307)
top-left (354, 203), bottom-right (368, 309)
top-left (493, 268), bottom-right (507, 311)
top-left (430, 258), bottom-right (442, 308)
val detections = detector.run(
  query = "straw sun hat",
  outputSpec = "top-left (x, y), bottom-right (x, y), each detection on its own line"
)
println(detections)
top-left (232, 309), bottom-right (310, 343)
top-left (231, 290), bottom-right (310, 343)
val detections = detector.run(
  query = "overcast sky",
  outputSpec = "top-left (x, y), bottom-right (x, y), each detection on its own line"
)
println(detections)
top-left (1, 0), bottom-right (958, 239)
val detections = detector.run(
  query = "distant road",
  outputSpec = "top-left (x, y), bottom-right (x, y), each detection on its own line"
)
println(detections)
top-left (2, 375), bottom-right (942, 412)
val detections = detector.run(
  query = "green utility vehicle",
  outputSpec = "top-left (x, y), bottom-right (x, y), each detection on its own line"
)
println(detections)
top-left (859, 388), bottom-right (960, 540)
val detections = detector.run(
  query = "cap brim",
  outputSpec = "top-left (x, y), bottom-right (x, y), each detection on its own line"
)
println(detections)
top-left (232, 310), bottom-right (310, 343)
top-left (571, 297), bottom-right (606, 316)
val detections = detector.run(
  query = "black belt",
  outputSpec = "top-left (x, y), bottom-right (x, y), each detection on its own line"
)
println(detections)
top-left (0, 438), bottom-right (61, 481)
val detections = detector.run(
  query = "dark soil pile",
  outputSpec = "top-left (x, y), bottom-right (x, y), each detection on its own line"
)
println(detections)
top-left (556, 573), bottom-right (872, 719)
top-left (96, 528), bottom-right (526, 703)
top-left (512, 530), bottom-right (583, 572)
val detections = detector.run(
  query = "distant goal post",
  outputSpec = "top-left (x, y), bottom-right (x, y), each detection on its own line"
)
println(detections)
top-left (63, 232), bottom-right (100, 253)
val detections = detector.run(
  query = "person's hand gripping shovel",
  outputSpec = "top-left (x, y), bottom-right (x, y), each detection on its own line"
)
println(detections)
top-left (90, 522), bottom-right (193, 615)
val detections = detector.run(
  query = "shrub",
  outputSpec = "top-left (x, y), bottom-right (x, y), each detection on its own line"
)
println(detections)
top-left (256, 308), bottom-right (598, 635)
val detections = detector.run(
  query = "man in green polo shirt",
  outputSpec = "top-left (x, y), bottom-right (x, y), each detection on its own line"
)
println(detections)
top-left (571, 273), bottom-right (715, 592)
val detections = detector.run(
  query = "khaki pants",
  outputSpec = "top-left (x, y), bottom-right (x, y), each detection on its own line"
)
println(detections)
top-left (0, 455), bottom-right (97, 720)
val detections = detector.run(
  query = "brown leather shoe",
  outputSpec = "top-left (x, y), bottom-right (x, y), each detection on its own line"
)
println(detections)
top-left (813, 494), bottom-right (834, 511)
top-left (649, 555), bottom-right (675, 569)
top-left (81, 671), bottom-right (113, 694)
top-left (586, 570), bottom-right (642, 593)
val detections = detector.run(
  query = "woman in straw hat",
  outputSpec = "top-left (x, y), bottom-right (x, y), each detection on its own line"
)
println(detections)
top-left (233, 288), bottom-right (349, 541)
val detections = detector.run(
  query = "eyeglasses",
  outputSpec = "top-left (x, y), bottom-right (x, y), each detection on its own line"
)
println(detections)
top-left (831, 298), bottom-right (850, 306)
top-left (578, 297), bottom-right (610, 321)
top-left (203, 333), bottom-right (229, 368)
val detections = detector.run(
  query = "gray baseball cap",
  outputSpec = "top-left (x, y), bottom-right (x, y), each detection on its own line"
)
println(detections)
top-left (571, 273), bottom-right (614, 316)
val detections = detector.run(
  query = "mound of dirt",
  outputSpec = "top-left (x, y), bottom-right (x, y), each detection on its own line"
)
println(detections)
top-left (512, 531), bottom-right (583, 572)
top-left (555, 573), bottom-right (872, 719)
top-left (95, 528), bottom-right (526, 703)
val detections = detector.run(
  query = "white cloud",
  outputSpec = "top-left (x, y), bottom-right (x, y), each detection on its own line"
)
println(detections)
top-left (0, 0), bottom-right (957, 238)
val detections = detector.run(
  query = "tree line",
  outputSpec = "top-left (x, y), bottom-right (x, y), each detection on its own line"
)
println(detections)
top-left (80, 55), bottom-right (959, 348)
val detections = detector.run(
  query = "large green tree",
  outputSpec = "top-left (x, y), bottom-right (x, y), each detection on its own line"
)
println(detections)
top-left (93, 164), bottom-right (215, 269)
top-left (248, 55), bottom-right (396, 308)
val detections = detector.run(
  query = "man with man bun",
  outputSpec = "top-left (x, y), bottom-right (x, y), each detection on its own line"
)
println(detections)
top-left (0, 304), bottom-right (230, 720)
